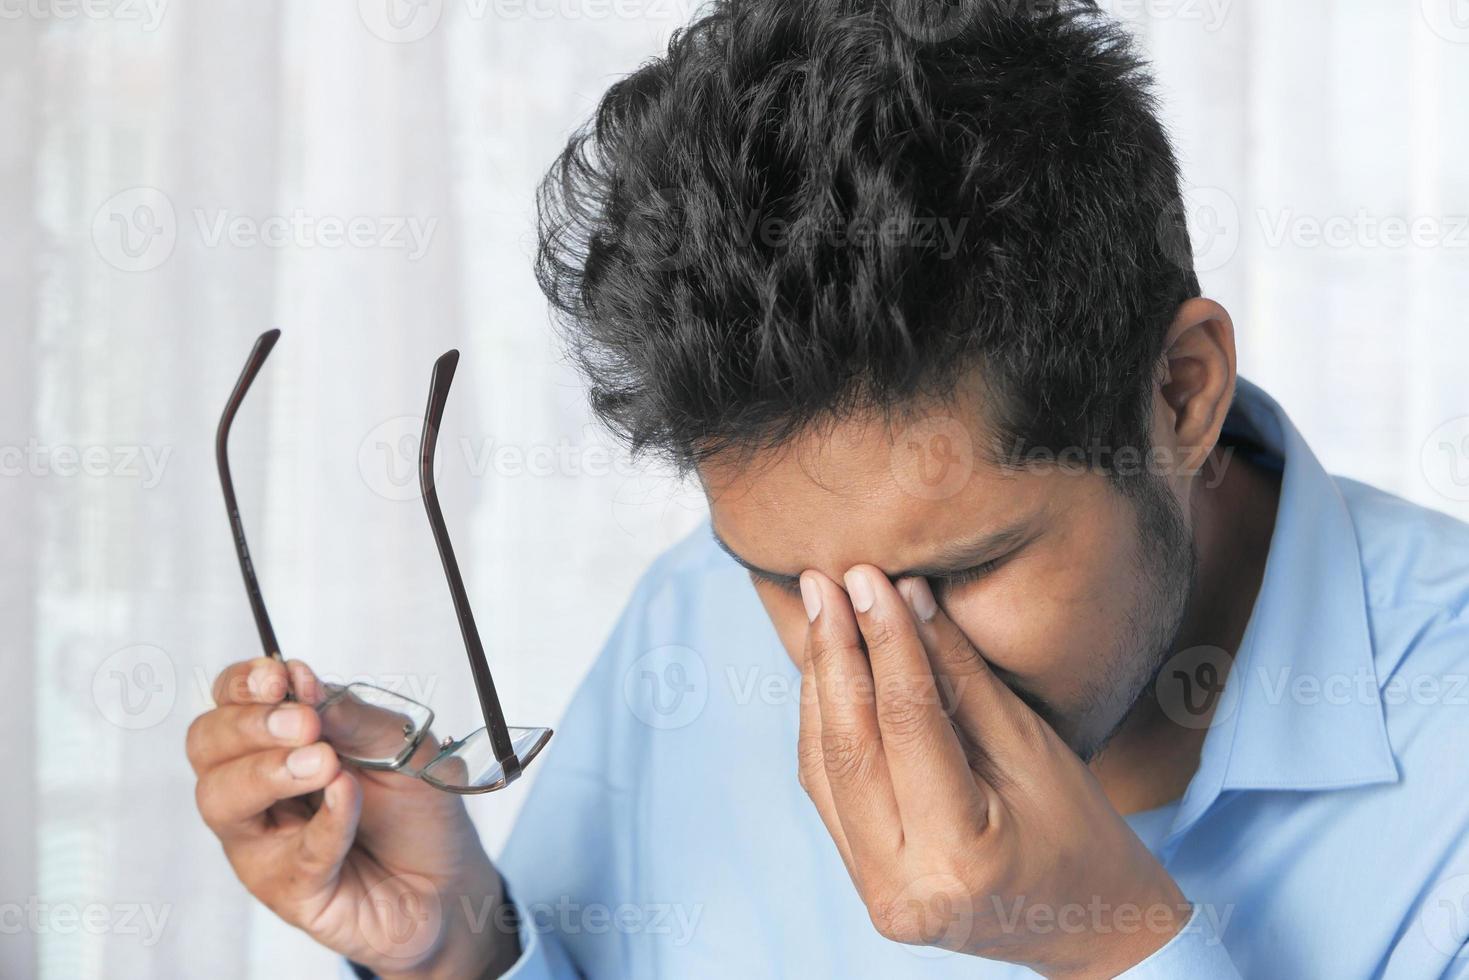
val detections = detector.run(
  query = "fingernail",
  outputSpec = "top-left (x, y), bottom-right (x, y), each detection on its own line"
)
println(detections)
top-left (844, 567), bottom-right (875, 613)
top-left (903, 577), bottom-right (939, 623)
top-left (286, 745), bottom-right (323, 779)
top-left (267, 706), bottom-right (303, 740)
top-left (247, 667), bottom-right (265, 699)
top-left (799, 573), bottom-right (822, 623)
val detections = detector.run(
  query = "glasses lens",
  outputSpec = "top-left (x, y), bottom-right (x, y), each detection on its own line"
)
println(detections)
top-left (317, 682), bottom-right (434, 768)
top-left (420, 726), bottom-right (553, 793)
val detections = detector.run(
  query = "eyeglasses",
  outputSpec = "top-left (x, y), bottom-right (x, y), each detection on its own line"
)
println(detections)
top-left (216, 329), bottom-right (552, 793)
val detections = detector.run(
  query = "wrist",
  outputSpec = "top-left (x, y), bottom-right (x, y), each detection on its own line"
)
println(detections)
top-left (1037, 883), bottom-right (1191, 980)
top-left (377, 870), bottom-right (522, 980)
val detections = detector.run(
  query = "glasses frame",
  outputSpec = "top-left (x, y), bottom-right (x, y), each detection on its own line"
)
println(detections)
top-left (215, 329), bottom-right (550, 793)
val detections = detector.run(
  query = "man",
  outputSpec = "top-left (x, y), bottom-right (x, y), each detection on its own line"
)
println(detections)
top-left (187, 1), bottom-right (1469, 977)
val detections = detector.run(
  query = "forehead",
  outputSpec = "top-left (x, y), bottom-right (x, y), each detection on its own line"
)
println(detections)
top-left (699, 403), bottom-right (1074, 579)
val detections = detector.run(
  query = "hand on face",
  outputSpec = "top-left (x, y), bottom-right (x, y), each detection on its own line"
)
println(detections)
top-left (795, 567), bottom-right (1189, 978)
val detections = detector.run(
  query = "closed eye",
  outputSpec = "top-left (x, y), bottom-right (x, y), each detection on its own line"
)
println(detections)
top-left (748, 555), bottom-right (1007, 599)
top-left (747, 568), bottom-right (804, 596)
top-left (932, 557), bottom-right (1003, 595)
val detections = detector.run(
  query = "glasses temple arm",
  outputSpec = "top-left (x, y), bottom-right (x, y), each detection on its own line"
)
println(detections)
top-left (419, 350), bottom-right (521, 781)
top-left (216, 329), bottom-right (284, 662)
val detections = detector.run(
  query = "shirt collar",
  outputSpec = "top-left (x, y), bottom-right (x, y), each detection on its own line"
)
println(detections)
top-left (1170, 377), bottom-right (1398, 837)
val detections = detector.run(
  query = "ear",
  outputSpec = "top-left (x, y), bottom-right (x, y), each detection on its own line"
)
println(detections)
top-left (1155, 297), bottom-right (1237, 477)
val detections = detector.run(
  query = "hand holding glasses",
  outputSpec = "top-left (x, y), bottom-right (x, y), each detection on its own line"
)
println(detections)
top-left (216, 330), bottom-right (552, 793)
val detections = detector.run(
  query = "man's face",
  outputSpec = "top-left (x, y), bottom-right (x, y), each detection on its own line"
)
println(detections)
top-left (701, 392), bottom-right (1197, 761)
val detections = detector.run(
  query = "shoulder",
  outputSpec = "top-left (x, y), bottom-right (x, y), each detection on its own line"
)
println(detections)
top-left (618, 519), bottom-right (751, 622)
top-left (595, 518), bottom-right (766, 664)
top-left (635, 519), bottom-right (741, 592)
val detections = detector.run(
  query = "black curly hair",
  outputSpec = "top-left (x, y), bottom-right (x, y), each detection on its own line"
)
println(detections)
top-left (536, 0), bottom-right (1200, 477)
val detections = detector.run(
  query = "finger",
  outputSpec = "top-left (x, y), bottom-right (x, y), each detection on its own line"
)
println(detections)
top-left (186, 702), bottom-right (322, 775)
top-left (844, 566), bottom-right (985, 835)
top-left (796, 641), bottom-right (858, 881)
top-left (286, 659), bottom-right (328, 707)
top-left (799, 569), bottom-right (901, 866)
top-left (212, 657), bottom-right (292, 707)
top-left (899, 576), bottom-right (1035, 769)
top-left (317, 686), bottom-right (435, 765)
top-left (195, 742), bottom-right (340, 838)
top-left (295, 770), bottom-right (361, 882)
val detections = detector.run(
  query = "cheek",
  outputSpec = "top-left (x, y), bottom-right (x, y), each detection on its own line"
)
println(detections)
top-left (753, 581), bottom-right (812, 667)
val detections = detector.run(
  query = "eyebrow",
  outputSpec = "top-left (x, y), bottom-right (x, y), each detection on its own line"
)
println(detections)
top-left (710, 521), bottom-right (1036, 589)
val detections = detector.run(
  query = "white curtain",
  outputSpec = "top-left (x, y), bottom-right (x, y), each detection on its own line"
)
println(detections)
top-left (1, 2), bottom-right (1464, 977)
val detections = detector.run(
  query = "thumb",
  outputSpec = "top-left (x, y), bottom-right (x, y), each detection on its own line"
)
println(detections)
top-left (296, 769), bottom-right (362, 881)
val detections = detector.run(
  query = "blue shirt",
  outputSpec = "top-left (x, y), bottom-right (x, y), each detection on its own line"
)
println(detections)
top-left (494, 378), bottom-right (1469, 979)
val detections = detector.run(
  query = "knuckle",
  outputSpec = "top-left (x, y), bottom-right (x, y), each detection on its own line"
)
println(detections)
top-left (805, 636), bottom-right (851, 672)
top-left (869, 675), bottom-right (940, 734)
top-left (820, 729), bottom-right (872, 782)
top-left (795, 735), bottom-right (825, 787)
top-left (861, 618), bottom-right (902, 654)
top-left (876, 680), bottom-right (936, 743)
top-left (936, 632), bottom-right (984, 676)
top-left (866, 891), bottom-right (916, 944)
